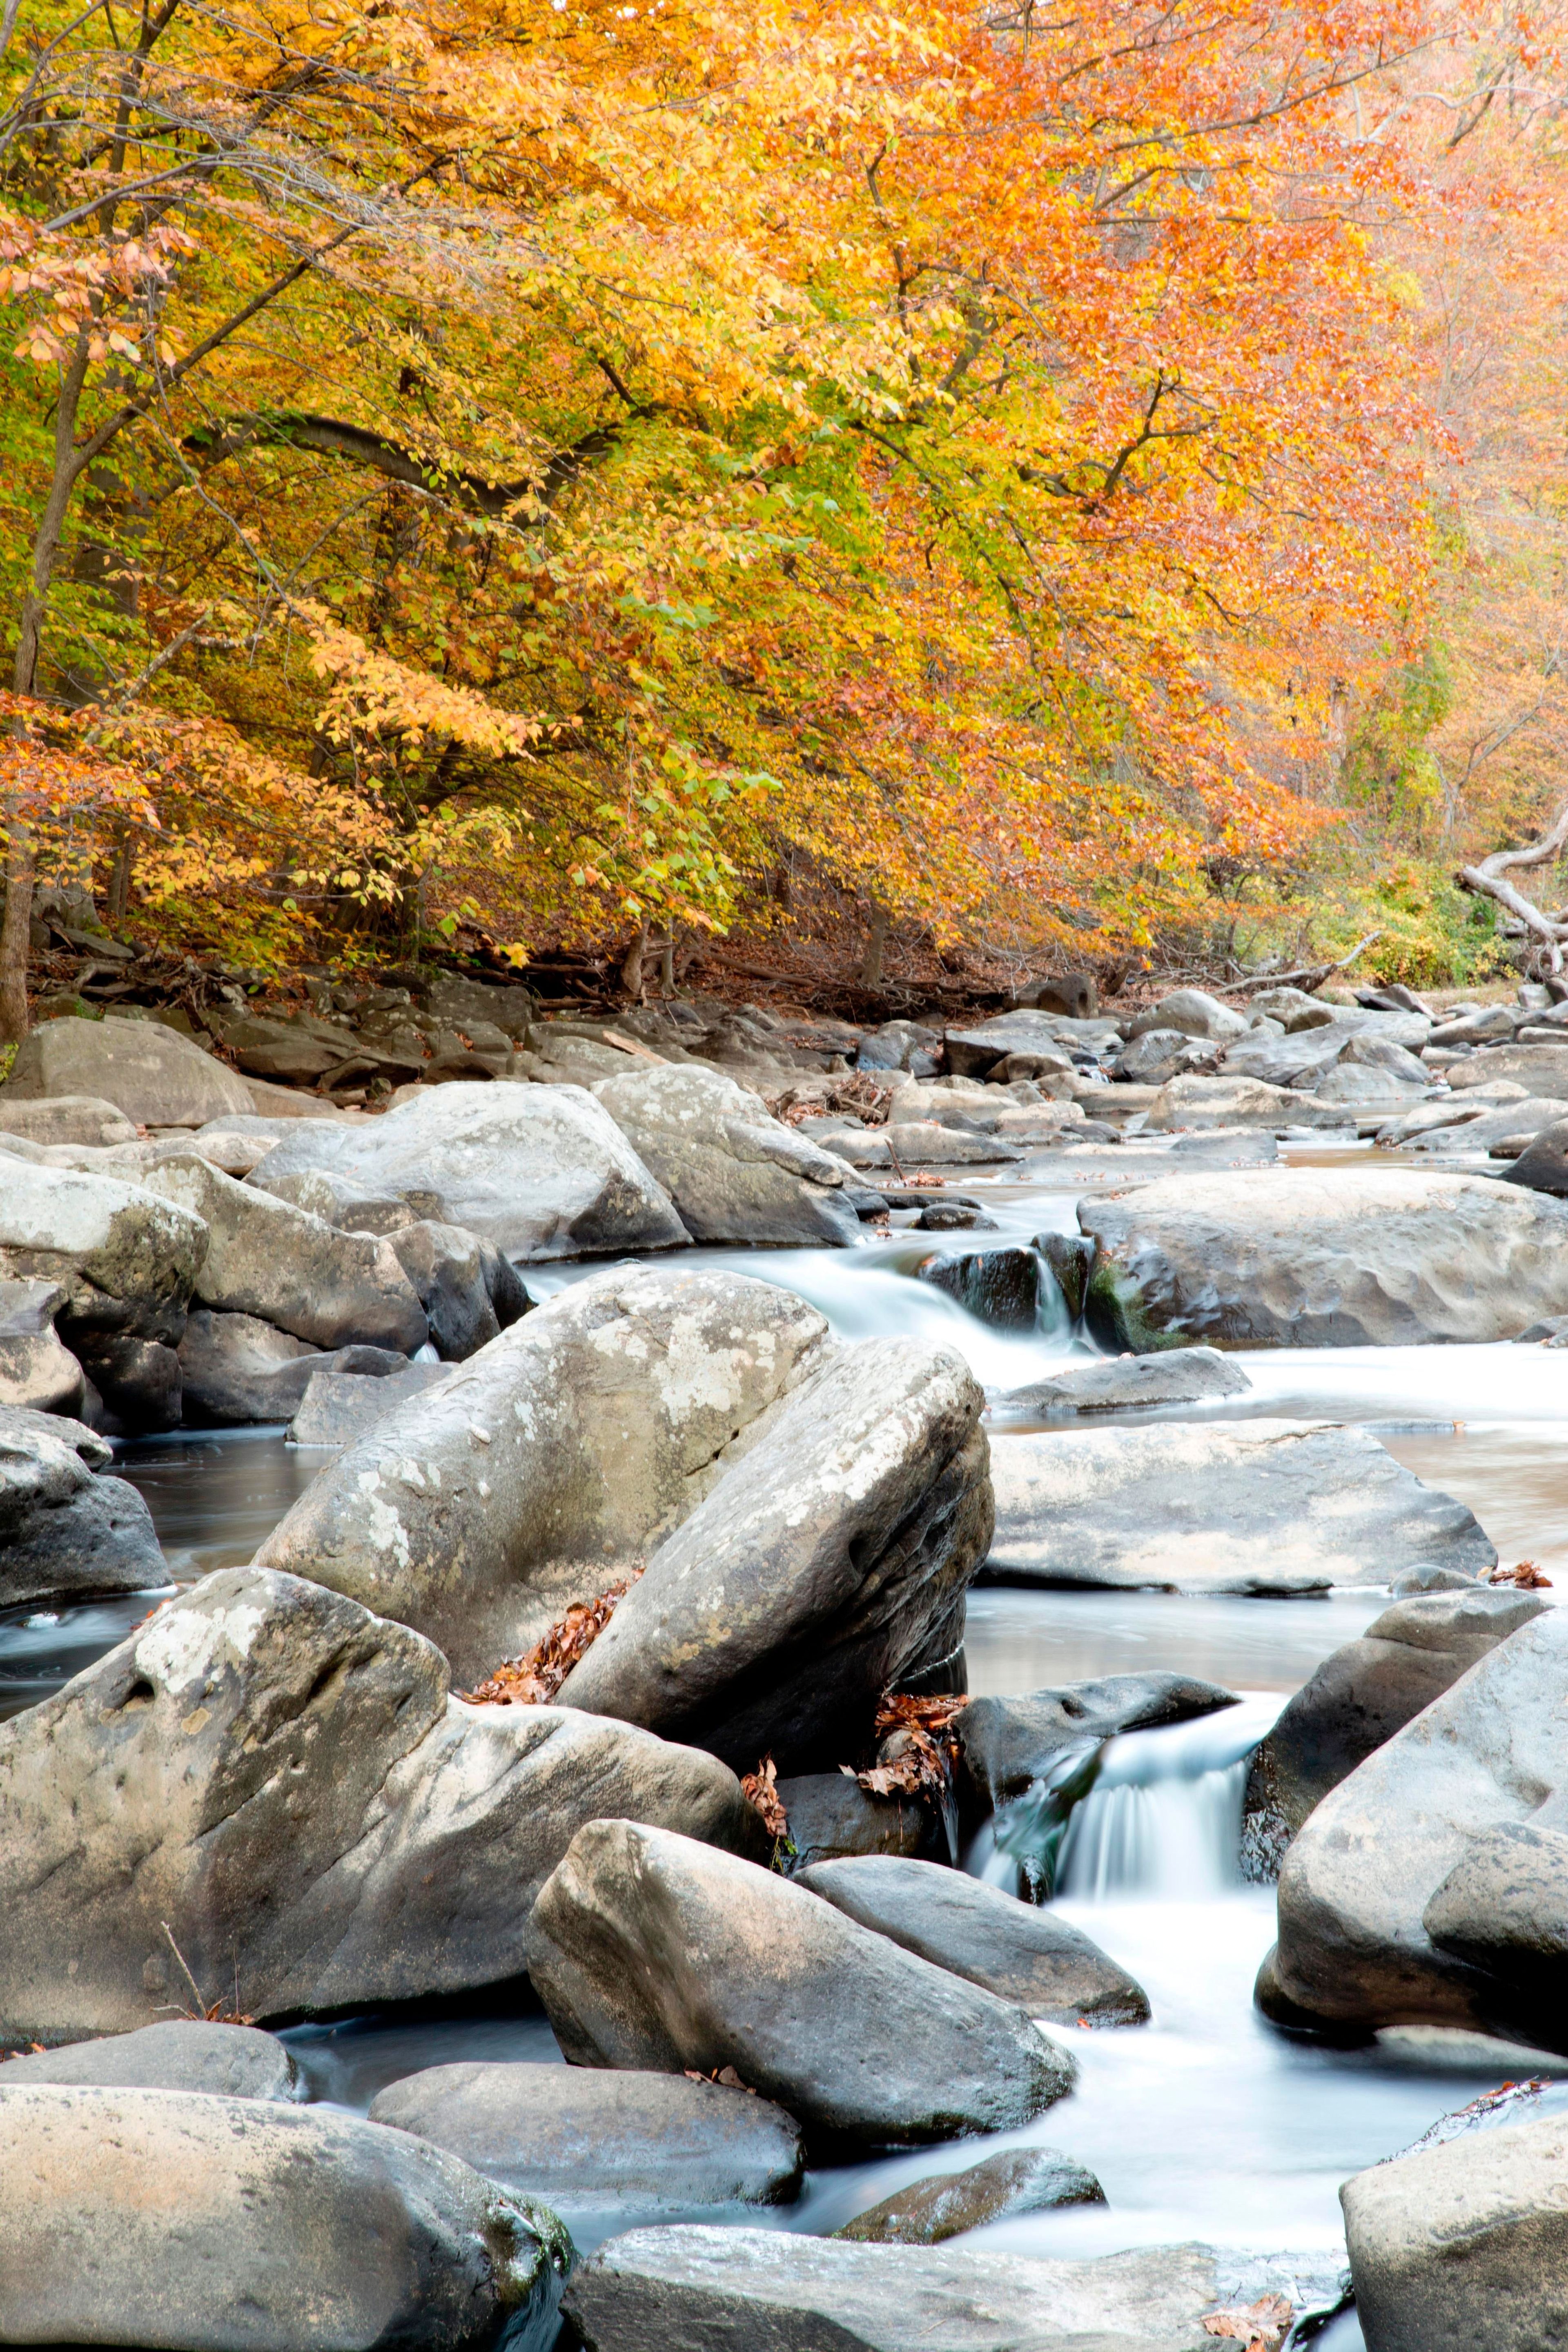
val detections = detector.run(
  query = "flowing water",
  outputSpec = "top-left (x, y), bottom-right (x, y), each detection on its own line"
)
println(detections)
top-left (6, 1142), bottom-right (1566, 2341)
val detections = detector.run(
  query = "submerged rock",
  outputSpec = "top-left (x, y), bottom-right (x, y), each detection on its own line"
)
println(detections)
top-left (0, 2020), bottom-right (297, 2100)
top-left (836, 2146), bottom-right (1106, 2243)
top-left (0, 1404), bottom-right (166, 1610)
top-left (594, 1064), bottom-right (860, 1245)
top-left (796, 1855), bottom-right (1150, 2025)
top-left (0, 2085), bottom-right (568, 2351)
top-left (369, 2061), bottom-right (804, 2212)
top-left (997, 1346), bottom-right (1250, 1415)
top-left (985, 1421), bottom-right (1493, 1593)
top-left (0, 1013), bottom-right (255, 1127)
top-left (527, 1821), bottom-right (1074, 2145)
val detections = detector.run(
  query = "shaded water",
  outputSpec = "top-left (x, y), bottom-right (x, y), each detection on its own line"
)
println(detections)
top-left (5, 1151), bottom-right (1566, 2338)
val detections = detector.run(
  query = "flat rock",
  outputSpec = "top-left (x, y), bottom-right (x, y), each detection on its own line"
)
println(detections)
top-left (1269, 1607), bottom-right (1568, 2040)
top-left (369, 2061), bottom-right (804, 2211)
top-left (1143, 1074), bottom-right (1350, 1131)
top-left (1076, 1168), bottom-right (1568, 1346)
top-left (0, 2084), bottom-right (567, 2351)
top-left (1343, 2112), bottom-right (1568, 2352)
top-left (0, 1013), bottom-right (255, 1127)
top-left (0, 1094), bottom-right (138, 1147)
top-left (0, 1565), bottom-right (763, 2045)
top-left (1446, 1041), bottom-right (1568, 1095)
top-left (796, 1855), bottom-right (1150, 2025)
top-left (836, 2146), bottom-right (1106, 2243)
top-left (557, 1338), bottom-right (991, 1769)
top-left (563, 2228), bottom-right (1234, 2352)
top-left (997, 1347), bottom-right (1250, 1415)
top-left (255, 1268), bottom-right (834, 1686)
top-left (1398, 1096), bottom-right (1568, 1155)
top-left (956, 1675), bottom-right (1240, 1810)
top-left (0, 2019), bottom-right (297, 2099)
top-left (594, 1064), bottom-right (859, 1245)
top-left (1243, 1589), bottom-right (1546, 1874)
top-left (0, 1404), bottom-right (166, 1611)
top-left (944, 1012), bottom-right (1100, 1080)
top-left (289, 1361), bottom-right (456, 1446)
top-left (527, 1821), bottom-right (1074, 2146)
top-left (250, 1081), bottom-right (689, 1258)
top-left (985, 1420), bottom-right (1493, 1593)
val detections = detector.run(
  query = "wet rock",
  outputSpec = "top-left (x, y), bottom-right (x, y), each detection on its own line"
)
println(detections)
top-left (1499, 1112), bottom-right (1568, 1194)
top-left (1127, 989), bottom-right (1248, 1044)
top-left (140, 1155), bottom-right (428, 1353)
top-left (0, 2019), bottom-right (297, 2099)
top-left (0, 2084), bottom-right (568, 2352)
top-left (528, 1821), bottom-right (1074, 2145)
top-left (1423, 1820), bottom-right (1568, 1993)
top-left (369, 2062), bottom-right (804, 2212)
top-left (0, 1565), bottom-right (763, 2045)
top-left (594, 1065), bottom-right (860, 1245)
top-left (1143, 1074), bottom-right (1350, 1131)
top-left (0, 1404), bottom-right (165, 1610)
top-left (997, 1346), bottom-right (1250, 1414)
top-left (1116, 1029), bottom-right (1210, 1082)
top-left (255, 1269), bottom-right (834, 1686)
top-left (797, 1855), bottom-right (1149, 2025)
top-left (836, 2146), bottom-right (1105, 2243)
top-left (986, 1420), bottom-right (1492, 1593)
top-left (1397, 1096), bottom-right (1568, 1156)
top-left (1342, 2111), bottom-right (1568, 2352)
top-left (563, 2228), bottom-right (1229, 2352)
top-left (1446, 1041), bottom-right (1568, 1097)
top-left (0, 1094), bottom-right (138, 1147)
top-left (0, 1275), bottom-right (83, 1413)
top-left (555, 1339), bottom-right (991, 1771)
top-left (0, 1013), bottom-right (256, 1128)
top-left (1076, 1168), bottom-right (1568, 1346)
top-left (251, 1080), bottom-right (688, 1259)
top-left (918, 1246), bottom-right (1040, 1330)
top-left (1243, 1589), bottom-right (1547, 1873)
top-left (955, 1673), bottom-right (1239, 1811)
top-left (778, 1774), bottom-right (947, 1868)
top-left (289, 1361), bottom-right (457, 1446)
top-left (1268, 1607), bottom-right (1568, 2039)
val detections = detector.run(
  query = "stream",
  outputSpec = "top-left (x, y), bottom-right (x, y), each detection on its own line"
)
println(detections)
top-left (6, 1142), bottom-right (1566, 2345)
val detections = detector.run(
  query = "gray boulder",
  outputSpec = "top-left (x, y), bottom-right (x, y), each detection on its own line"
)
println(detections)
top-left (777, 1773), bottom-right (947, 1869)
top-left (997, 1347), bottom-right (1250, 1415)
top-left (1244, 1589), bottom-right (1546, 1871)
top-left (139, 1155), bottom-right (427, 1353)
top-left (956, 1674), bottom-right (1240, 1811)
top-left (0, 1274), bottom-right (83, 1413)
top-left (1446, 1041), bottom-right (1568, 1097)
top-left (1342, 2113), bottom-right (1568, 2352)
top-left (369, 2061), bottom-right (803, 2211)
top-left (1116, 1030), bottom-right (1209, 1083)
top-left (797, 1854), bottom-right (1150, 2025)
top-left (556, 1338), bottom-right (990, 1769)
top-left (385, 1218), bottom-right (499, 1358)
top-left (249, 1081), bottom-right (689, 1259)
top-left (0, 1093), bottom-right (137, 1147)
top-left (255, 1268), bottom-right (834, 1686)
top-left (836, 2146), bottom-right (1105, 2243)
top-left (1423, 1820), bottom-right (1568, 1993)
top-left (1143, 1073), bottom-right (1350, 1131)
top-left (944, 1011), bottom-right (1109, 1080)
top-left (1127, 989), bottom-right (1247, 1044)
top-left (0, 2084), bottom-right (568, 2351)
top-left (527, 1821), bottom-right (1075, 2145)
top-left (563, 2229), bottom-right (1237, 2352)
top-left (0, 1013), bottom-right (255, 1127)
top-left (593, 1064), bottom-right (860, 1245)
top-left (0, 1405), bottom-right (166, 1610)
top-left (1268, 1607), bottom-right (1568, 2039)
top-left (1399, 1096), bottom-right (1568, 1156)
top-left (0, 1156), bottom-right (207, 1328)
top-left (0, 2019), bottom-right (297, 2099)
top-left (1076, 1168), bottom-right (1568, 1347)
top-left (0, 1565), bottom-right (764, 2046)
top-left (176, 1306), bottom-right (413, 1425)
top-left (1500, 1112), bottom-right (1568, 1193)
top-left (985, 1420), bottom-right (1494, 1593)
top-left (289, 1361), bottom-right (457, 1446)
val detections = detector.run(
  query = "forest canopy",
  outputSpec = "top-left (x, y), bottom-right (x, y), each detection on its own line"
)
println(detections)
top-left (2, 0), bottom-right (1566, 1024)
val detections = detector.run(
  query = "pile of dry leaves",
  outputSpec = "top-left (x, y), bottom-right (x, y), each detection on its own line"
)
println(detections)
top-left (1200, 2294), bottom-right (1293, 2352)
top-left (741, 1753), bottom-right (790, 1840)
top-left (462, 1573), bottom-right (641, 1706)
top-left (1488, 1560), bottom-right (1552, 1588)
top-left (851, 1692), bottom-right (969, 1803)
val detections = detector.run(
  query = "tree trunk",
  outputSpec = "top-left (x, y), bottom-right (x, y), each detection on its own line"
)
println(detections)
top-left (860, 902), bottom-right (888, 988)
top-left (107, 831), bottom-right (135, 929)
top-left (619, 922), bottom-right (649, 1000)
top-left (657, 932), bottom-right (675, 996)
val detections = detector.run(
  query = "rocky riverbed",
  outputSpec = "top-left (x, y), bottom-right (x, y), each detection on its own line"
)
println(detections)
top-left (4, 975), bottom-right (1568, 2352)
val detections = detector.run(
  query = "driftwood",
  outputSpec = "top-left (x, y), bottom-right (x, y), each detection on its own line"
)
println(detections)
top-left (1229, 930), bottom-right (1384, 995)
top-left (1458, 804), bottom-right (1568, 973)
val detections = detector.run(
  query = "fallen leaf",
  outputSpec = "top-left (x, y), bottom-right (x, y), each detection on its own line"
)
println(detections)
top-left (1200, 2293), bottom-right (1294, 2351)
top-left (742, 1752), bottom-right (790, 1839)
top-left (462, 1572), bottom-right (642, 1705)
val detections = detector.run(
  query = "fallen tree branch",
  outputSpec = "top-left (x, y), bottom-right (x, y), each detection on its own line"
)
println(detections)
top-left (1457, 808), bottom-right (1568, 972)
top-left (1229, 931), bottom-right (1383, 994)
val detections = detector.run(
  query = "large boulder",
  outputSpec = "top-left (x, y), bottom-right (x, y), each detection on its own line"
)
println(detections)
top-left (563, 2229), bottom-right (1246, 2352)
top-left (288, 1361), bottom-right (457, 1446)
top-left (985, 1421), bottom-right (1493, 1593)
top-left (796, 1854), bottom-right (1150, 2025)
top-left (527, 1821), bottom-right (1074, 2145)
top-left (593, 1064), bottom-right (860, 1245)
top-left (1422, 1820), bottom-right (1568, 1993)
top-left (254, 1269), bottom-right (834, 1686)
top-left (0, 1013), bottom-right (255, 1127)
top-left (0, 1404), bottom-right (166, 1610)
top-left (955, 1673), bottom-right (1240, 1811)
top-left (0, 1274), bottom-right (83, 1412)
top-left (0, 1093), bottom-right (137, 1147)
top-left (0, 2019), bottom-right (297, 2099)
top-left (1342, 2112), bottom-right (1568, 2352)
top-left (1244, 1588), bottom-right (1548, 1872)
top-left (249, 1081), bottom-right (689, 1259)
top-left (0, 2085), bottom-right (568, 2351)
top-left (1267, 1607), bottom-right (1568, 2041)
top-left (1143, 1073), bottom-right (1352, 1131)
top-left (1499, 1111), bottom-right (1568, 1193)
top-left (1400, 1096), bottom-right (1568, 1156)
top-left (369, 2062), bottom-right (804, 2212)
top-left (384, 1218), bottom-right (500, 1358)
top-left (1126, 989), bottom-right (1247, 1043)
top-left (139, 1155), bottom-right (428, 1353)
top-left (0, 1566), bottom-right (763, 2046)
top-left (1076, 1168), bottom-right (1568, 1346)
top-left (176, 1306), bottom-right (414, 1426)
top-left (1446, 1040), bottom-right (1568, 1096)
top-left (556, 1338), bottom-right (990, 1769)
top-left (944, 1011), bottom-right (1116, 1080)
